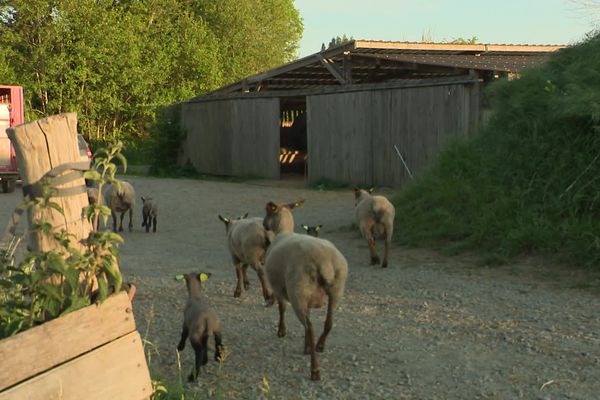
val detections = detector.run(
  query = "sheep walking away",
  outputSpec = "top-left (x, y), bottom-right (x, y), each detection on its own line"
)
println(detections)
top-left (264, 200), bottom-right (348, 381)
top-left (218, 213), bottom-right (274, 305)
top-left (141, 196), bottom-right (158, 233)
top-left (176, 272), bottom-right (223, 382)
top-left (354, 187), bottom-right (395, 267)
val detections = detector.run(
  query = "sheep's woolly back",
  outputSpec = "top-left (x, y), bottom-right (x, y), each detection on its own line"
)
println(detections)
top-left (102, 181), bottom-right (136, 212)
top-left (354, 189), bottom-right (395, 238)
top-left (227, 217), bottom-right (270, 265)
top-left (265, 233), bottom-right (348, 310)
top-left (184, 300), bottom-right (220, 344)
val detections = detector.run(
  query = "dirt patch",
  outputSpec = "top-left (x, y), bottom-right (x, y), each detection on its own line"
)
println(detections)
top-left (2, 177), bottom-right (599, 399)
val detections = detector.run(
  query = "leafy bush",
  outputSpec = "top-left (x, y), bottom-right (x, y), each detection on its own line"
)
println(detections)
top-left (0, 144), bottom-right (127, 338)
top-left (393, 30), bottom-right (600, 268)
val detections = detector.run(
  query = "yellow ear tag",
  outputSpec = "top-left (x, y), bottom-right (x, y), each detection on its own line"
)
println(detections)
top-left (174, 274), bottom-right (184, 281)
top-left (199, 273), bottom-right (209, 282)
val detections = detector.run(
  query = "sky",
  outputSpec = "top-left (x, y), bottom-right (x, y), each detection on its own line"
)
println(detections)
top-left (294, 0), bottom-right (599, 57)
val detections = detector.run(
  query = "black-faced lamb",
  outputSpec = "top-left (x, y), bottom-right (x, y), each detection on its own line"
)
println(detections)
top-left (141, 196), bottom-right (158, 233)
top-left (262, 199), bottom-right (304, 234)
top-left (102, 181), bottom-right (135, 232)
top-left (177, 272), bottom-right (223, 382)
top-left (263, 201), bottom-right (348, 381)
top-left (353, 187), bottom-right (395, 268)
top-left (301, 224), bottom-right (322, 237)
top-left (218, 213), bottom-right (274, 305)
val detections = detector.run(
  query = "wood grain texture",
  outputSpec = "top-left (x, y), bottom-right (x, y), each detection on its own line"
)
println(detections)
top-left (6, 113), bottom-right (92, 252)
top-left (0, 291), bottom-right (136, 391)
top-left (180, 98), bottom-right (279, 179)
top-left (0, 331), bottom-right (152, 400)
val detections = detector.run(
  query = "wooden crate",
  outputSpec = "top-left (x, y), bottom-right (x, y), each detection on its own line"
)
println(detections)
top-left (0, 291), bottom-right (153, 400)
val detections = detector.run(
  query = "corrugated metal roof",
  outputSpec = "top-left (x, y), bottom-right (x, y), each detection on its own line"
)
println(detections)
top-left (198, 40), bottom-right (566, 98)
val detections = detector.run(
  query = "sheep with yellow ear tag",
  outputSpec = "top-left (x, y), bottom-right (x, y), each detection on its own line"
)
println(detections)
top-left (176, 272), bottom-right (223, 382)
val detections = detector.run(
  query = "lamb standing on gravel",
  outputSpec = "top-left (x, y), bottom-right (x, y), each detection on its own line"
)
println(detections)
top-left (177, 272), bottom-right (223, 382)
top-left (102, 181), bottom-right (135, 232)
top-left (218, 213), bottom-right (274, 305)
top-left (141, 196), bottom-right (158, 233)
top-left (354, 187), bottom-right (395, 268)
top-left (263, 200), bottom-right (348, 381)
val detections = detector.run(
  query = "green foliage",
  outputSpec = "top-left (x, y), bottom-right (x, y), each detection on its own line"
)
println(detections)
top-left (393, 30), bottom-right (600, 268)
top-left (0, 144), bottom-right (126, 338)
top-left (195, 0), bottom-right (303, 83)
top-left (148, 105), bottom-right (188, 176)
top-left (0, 0), bottom-right (303, 151)
top-left (321, 34), bottom-right (354, 51)
top-left (450, 36), bottom-right (478, 44)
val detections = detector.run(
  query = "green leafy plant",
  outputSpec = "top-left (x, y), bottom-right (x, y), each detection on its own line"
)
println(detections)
top-left (0, 143), bottom-right (127, 338)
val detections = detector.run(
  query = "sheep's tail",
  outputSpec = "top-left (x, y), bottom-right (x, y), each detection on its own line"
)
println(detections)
top-left (316, 259), bottom-right (346, 310)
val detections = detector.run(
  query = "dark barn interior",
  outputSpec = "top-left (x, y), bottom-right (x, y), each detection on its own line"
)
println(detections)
top-left (279, 97), bottom-right (307, 176)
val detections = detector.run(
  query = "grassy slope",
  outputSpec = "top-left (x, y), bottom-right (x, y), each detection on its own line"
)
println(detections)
top-left (393, 31), bottom-right (600, 268)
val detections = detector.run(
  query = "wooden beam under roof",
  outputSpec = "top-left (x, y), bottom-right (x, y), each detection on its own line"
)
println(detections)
top-left (352, 40), bottom-right (566, 54)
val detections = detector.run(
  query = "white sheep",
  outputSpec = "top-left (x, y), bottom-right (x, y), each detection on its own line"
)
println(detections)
top-left (262, 200), bottom-right (304, 234)
top-left (263, 200), bottom-right (348, 381)
top-left (218, 213), bottom-right (274, 305)
top-left (102, 181), bottom-right (135, 232)
top-left (141, 196), bottom-right (158, 233)
top-left (353, 187), bottom-right (395, 268)
top-left (177, 272), bottom-right (223, 382)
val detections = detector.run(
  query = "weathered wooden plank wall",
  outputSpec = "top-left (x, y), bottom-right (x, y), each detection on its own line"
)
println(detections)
top-left (307, 81), bottom-right (480, 187)
top-left (180, 98), bottom-right (279, 179)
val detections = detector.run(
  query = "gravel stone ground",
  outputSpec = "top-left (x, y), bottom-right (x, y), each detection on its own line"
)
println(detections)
top-left (1, 176), bottom-right (599, 399)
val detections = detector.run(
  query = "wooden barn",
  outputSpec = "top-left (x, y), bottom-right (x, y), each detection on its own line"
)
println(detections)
top-left (177, 40), bottom-right (563, 187)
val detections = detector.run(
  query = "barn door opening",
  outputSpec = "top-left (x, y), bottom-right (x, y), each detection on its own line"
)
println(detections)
top-left (279, 97), bottom-right (307, 179)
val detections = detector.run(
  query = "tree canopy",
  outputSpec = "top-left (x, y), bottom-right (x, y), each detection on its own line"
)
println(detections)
top-left (0, 0), bottom-right (303, 145)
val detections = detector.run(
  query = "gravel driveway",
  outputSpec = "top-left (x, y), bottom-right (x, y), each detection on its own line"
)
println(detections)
top-left (1, 176), bottom-right (599, 399)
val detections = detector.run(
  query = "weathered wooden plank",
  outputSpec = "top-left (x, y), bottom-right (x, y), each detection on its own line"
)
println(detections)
top-left (6, 113), bottom-right (92, 253)
top-left (0, 331), bottom-right (152, 400)
top-left (182, 98), bottom-right (279, 179)
top-left (0, 291), bottom-right (136, 391)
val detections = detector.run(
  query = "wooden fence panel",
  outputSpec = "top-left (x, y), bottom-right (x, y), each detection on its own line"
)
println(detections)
top-left (181, 100), bottom-right (233, 176)
top-left (0, 291), bottom-right (136, 391)
top-left (181, 99), bottom-right (279, 179)
top-left (0, 331), bottom-right (152, 400)
top-left (308, 81), bottom-right (479, 187)
top-left (231, 99), bottom-right (279, 179)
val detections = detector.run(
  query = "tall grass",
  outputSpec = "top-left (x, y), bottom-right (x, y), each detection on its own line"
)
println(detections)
top-left (393, 30), bottom-right (600, 268)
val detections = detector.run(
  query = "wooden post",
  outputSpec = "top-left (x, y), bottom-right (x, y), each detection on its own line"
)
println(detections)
top-left (6, 113), bottom-right (92, 253)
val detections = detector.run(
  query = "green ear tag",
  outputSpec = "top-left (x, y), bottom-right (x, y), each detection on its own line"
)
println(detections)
top-left (199, 273), bottom-right (209, 282)
top-left (174, 274), bottom-right (184, 281)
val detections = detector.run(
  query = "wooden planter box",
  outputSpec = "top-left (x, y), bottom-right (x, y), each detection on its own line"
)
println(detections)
top-left (0, 291), bottom-right (153, 400)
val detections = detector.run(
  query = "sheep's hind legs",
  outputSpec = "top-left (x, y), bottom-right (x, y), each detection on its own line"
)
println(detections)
top-left (277, 300), bottom-right (287, 337)
top-left (302, 315), bottom-right (320, 381)
top-left (177, 326), bottom-right (188, 351)
top-left (316, 298), bottom-right (334, 352)
top-left (233, 263), bottom-right (244, 298)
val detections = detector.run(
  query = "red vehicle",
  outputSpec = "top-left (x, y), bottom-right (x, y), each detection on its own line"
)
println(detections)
top-left (0, 85), bottom-right (24, 193)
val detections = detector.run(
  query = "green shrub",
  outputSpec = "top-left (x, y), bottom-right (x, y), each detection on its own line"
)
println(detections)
top-left (393, 30), bottom-right (600, 268)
